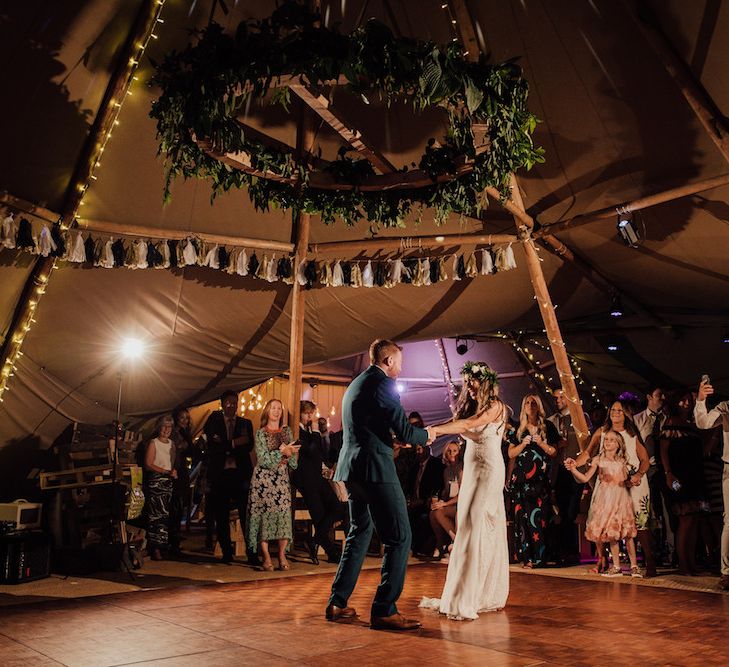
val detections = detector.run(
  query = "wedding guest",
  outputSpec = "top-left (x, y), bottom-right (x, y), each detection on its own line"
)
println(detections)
top-left (509, 394), bottom-right (559, 568)
top-left (659, 389), bottom-right (707, 575)
top-left (574, 399), bottom-right (657, 577)
top-left (293, 401), bottom-right (344, 564)
top-left (318, 417), bottom-right (342, 468)
top-left (407, 442), bottom-right (445, 556)
top-left (203, 390), bottom-right (257, 564)
top-left (635, 387), bottom-right (673, 563)
top-left (430, 439), bottom-right (463, 559)
top-left (565, 430), bottom-right (640, 577)
top-left (143, 414), bottom-right (177, 561)
top-left (548, 388), bottom-right (592, 565)
top-left (168, 407), bottom-right (194, 557)
top-left (694, 378), bottom-right (729, 589)
top-left (701, 428), bottom-right (724, 572)
top-left (246, 399), bottom-right (299, 571)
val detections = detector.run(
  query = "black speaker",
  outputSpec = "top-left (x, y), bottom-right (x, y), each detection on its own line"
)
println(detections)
top-left (0, 531), bottom-right (51, 584)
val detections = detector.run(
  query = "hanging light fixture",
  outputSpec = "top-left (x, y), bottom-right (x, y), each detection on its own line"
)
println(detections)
top-left (616, 208), bottom-right (639, 247)
top-left (610, 295), bottom-right (623, 318)
top-left (456, 337), bottom-right (468, 355)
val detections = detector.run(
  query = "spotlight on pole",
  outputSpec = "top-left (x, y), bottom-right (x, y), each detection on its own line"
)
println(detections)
top-left (121, 337), bottom-right (145, 359)
top-left (616, 209), bottom-right (640, 247)
top-left (456, 337), bottom-right (468, 355)
top-left (610, 295), bottom-right (623, 318)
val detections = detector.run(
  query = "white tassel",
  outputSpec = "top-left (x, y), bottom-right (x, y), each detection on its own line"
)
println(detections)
top-left (388, 259), bottom-right (402, 286)
top-left (1, 213), bottom-right (16, 248)
top-left (332, 260), bottom-right (344, 287)
top-left (452, 254), bottom-right (460, 280)
top-left (68, 232), bottom-right (86, 263)
top-left (362, 261), bottom-right (374, 287)
top-left (422, 258), bottom-right (431, 286)
top-left (504, 243), bottom-right (517, 270)
top-left (162, 241), bottom-right (171, 268)
top-left (481, 248), bottom-right (494, 275)
top-left (202, 244), bottom-right (219, 269)
top-left (236, 249), bottom-right (249, 276)
top-left (134, 240), bottom-right (148, 269)
top-left (182, 238), bottom-right (198, 266)
top-left (38, 226), bottom-right (56, 257)
top-left (100, 238), bottom-right (115, 268)
top-left (296, 259), bottom-right (308, 286)
top-left (266, 254), bottom-right (278, 282)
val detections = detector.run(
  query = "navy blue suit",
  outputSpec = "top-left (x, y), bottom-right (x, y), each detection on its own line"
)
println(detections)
top-left (329, 365), bottom-right (428, 617)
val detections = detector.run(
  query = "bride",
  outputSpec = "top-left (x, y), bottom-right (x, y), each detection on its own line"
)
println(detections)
top-left (420, 362), bottom-right (509, 620)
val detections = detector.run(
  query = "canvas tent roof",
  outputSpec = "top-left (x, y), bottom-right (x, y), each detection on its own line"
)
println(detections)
top-left (1, 0), bottom-right (728, 459)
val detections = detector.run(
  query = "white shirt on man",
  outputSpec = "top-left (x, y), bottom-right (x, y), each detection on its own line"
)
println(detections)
top-left (694, 399), bottom-right (729, 464)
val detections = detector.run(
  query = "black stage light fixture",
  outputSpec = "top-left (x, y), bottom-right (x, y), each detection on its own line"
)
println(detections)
top-left (456, 337), bottom-right (468, 355)
top-left (616, 209), bottom-right (639, 247)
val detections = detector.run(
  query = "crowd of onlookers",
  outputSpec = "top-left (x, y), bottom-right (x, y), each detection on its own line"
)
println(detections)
top-left (138, 379), bottom-right (728, 590)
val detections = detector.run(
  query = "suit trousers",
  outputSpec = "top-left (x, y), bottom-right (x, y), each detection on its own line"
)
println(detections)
top-left (211, 469), bottom-right (251, 557)
top-left (329, 480), bottom-right (411, 617)
top-left (297, 477), bottom-right (343, 555)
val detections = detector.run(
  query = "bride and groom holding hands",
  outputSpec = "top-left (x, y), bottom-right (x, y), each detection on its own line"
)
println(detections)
top-left (326, 338), bottom-right (509, 630)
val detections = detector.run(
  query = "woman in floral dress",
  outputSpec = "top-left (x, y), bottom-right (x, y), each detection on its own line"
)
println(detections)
top-left (246, 399), bottom-right (300, 571)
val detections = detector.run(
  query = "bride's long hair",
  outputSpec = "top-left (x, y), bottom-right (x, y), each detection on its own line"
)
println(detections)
top-left (453, 366), bottom-right (501, 419)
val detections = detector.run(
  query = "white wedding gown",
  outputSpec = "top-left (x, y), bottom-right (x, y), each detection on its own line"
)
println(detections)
top-left (420, 421), bottom-right (509, 620)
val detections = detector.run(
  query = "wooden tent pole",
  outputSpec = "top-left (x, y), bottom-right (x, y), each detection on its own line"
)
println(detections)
top-left (536, 172), bottom-right (729, 237)
top-left (310, 231), bottom-right (517, 254)
top-left (287, 102), bottom-right (316, 424)
top-left (623, 0), bottom-right (729, 162)
top-left (0, 0), bottom-right (161, 402)
top-left (450, 0), bottom-right (588, 443)
top-left (511, 177), bottom-right (591, 446)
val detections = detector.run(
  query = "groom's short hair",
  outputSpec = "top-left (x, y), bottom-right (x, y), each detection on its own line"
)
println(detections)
top-left (370, 338), bottom-right (402, 365)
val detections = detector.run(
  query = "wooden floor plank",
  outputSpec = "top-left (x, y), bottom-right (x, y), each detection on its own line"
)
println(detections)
top-left (0, 564), bottom-right (726, 666)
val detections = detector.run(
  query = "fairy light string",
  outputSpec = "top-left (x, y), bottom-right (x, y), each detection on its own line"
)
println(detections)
top-left (0, 0), bottom-right (168, 405)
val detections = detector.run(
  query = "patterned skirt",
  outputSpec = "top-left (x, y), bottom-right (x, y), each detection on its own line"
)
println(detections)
top-left (144, 472), bottom-right (173, 548)
top-left (246, 465), bottom-right (292, 548)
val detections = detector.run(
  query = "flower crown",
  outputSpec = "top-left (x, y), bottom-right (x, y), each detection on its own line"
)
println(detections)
top-left (460, 361), bottom-right (499, 386)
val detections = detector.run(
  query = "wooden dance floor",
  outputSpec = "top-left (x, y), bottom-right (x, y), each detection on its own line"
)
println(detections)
top-left (0, 563), bottom-right (726, 666)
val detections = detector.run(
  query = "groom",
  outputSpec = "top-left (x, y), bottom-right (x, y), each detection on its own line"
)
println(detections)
top-left (326, 339), bottom-right (432, 631)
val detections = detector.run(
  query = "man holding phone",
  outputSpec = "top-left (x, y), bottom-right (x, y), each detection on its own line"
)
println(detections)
top-left (695, 377), bottom-right (729, 590)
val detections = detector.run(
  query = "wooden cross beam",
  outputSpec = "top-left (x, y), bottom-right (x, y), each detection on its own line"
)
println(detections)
top-left (288, 83), bottom-right (398, 174)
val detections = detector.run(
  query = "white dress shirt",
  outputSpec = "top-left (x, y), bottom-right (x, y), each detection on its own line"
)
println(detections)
top-left (694, 399), bottom-right (729, 464)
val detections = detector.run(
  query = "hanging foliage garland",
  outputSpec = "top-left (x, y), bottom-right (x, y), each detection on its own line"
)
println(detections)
top-left (150, 1), bottom-right (544, 229)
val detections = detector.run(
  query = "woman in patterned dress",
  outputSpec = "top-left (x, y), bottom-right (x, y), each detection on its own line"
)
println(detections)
top-left (246, 399), bottom-right (300, 571)
top-left (508, 394), bottom-right (559, 568)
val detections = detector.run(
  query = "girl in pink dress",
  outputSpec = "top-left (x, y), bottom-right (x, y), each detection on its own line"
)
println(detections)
top-left (565, 430), bottom-right (639, 577)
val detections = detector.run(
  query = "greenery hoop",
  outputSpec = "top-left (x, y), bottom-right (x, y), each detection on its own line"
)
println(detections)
top-left (151, 1), bottom-right (544, 229)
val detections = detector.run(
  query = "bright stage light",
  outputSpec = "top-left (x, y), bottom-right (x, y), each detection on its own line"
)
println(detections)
top-left (121, 338), bottom-right (145, 359)
top-left (396, 382), bottom-right (405, 393)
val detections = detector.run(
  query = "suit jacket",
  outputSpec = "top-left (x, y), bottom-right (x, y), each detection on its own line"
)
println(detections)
top-left (323, 430), bottom-right (343, 467)
top-left (203, 411), bottom-right (254, 483)
top-left (334, 365), bottom-right (429, 484)
top-left (293, 426), bottom-right (325, 489)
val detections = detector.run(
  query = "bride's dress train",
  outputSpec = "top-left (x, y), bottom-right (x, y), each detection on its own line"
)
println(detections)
top-left (420, 421), bottom-right (509, 620)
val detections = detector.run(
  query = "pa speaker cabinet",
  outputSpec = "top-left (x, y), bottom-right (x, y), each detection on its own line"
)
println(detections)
top-left (0, 531), bottom-right (51, 584)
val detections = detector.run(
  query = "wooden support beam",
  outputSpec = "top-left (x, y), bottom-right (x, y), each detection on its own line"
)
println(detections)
top-left (0, 193), bottom-right (59, 225)
top-left (0, 0), bottom-right (162, 403)
top-left (310, 231), bottom-right (517, 255)
top-left (536, 172), bottom-right (729, 237)
top-left (288, 84), bottom-right (398, 174)
top-left (625, 0), bottom-right (729, 162)
top-left (78, 218), bottom-right (294, 253)
top-left (510, 180), bottom-right (591, 446)
top-left (287, 102), bottom-right (316, 424)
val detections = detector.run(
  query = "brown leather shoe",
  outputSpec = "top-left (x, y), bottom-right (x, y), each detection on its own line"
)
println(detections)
top-left (325, 604), bottom-right (357, 621)
top-left (370, 613), bottom-right (421, 631)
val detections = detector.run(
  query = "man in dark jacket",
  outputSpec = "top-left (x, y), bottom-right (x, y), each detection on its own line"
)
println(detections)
top-left (327, 339), bottom-right (432, 631)
top-left (293, 401), bottom-right (345, 564)
top-left (203, 390), bottom-right (257, 564)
